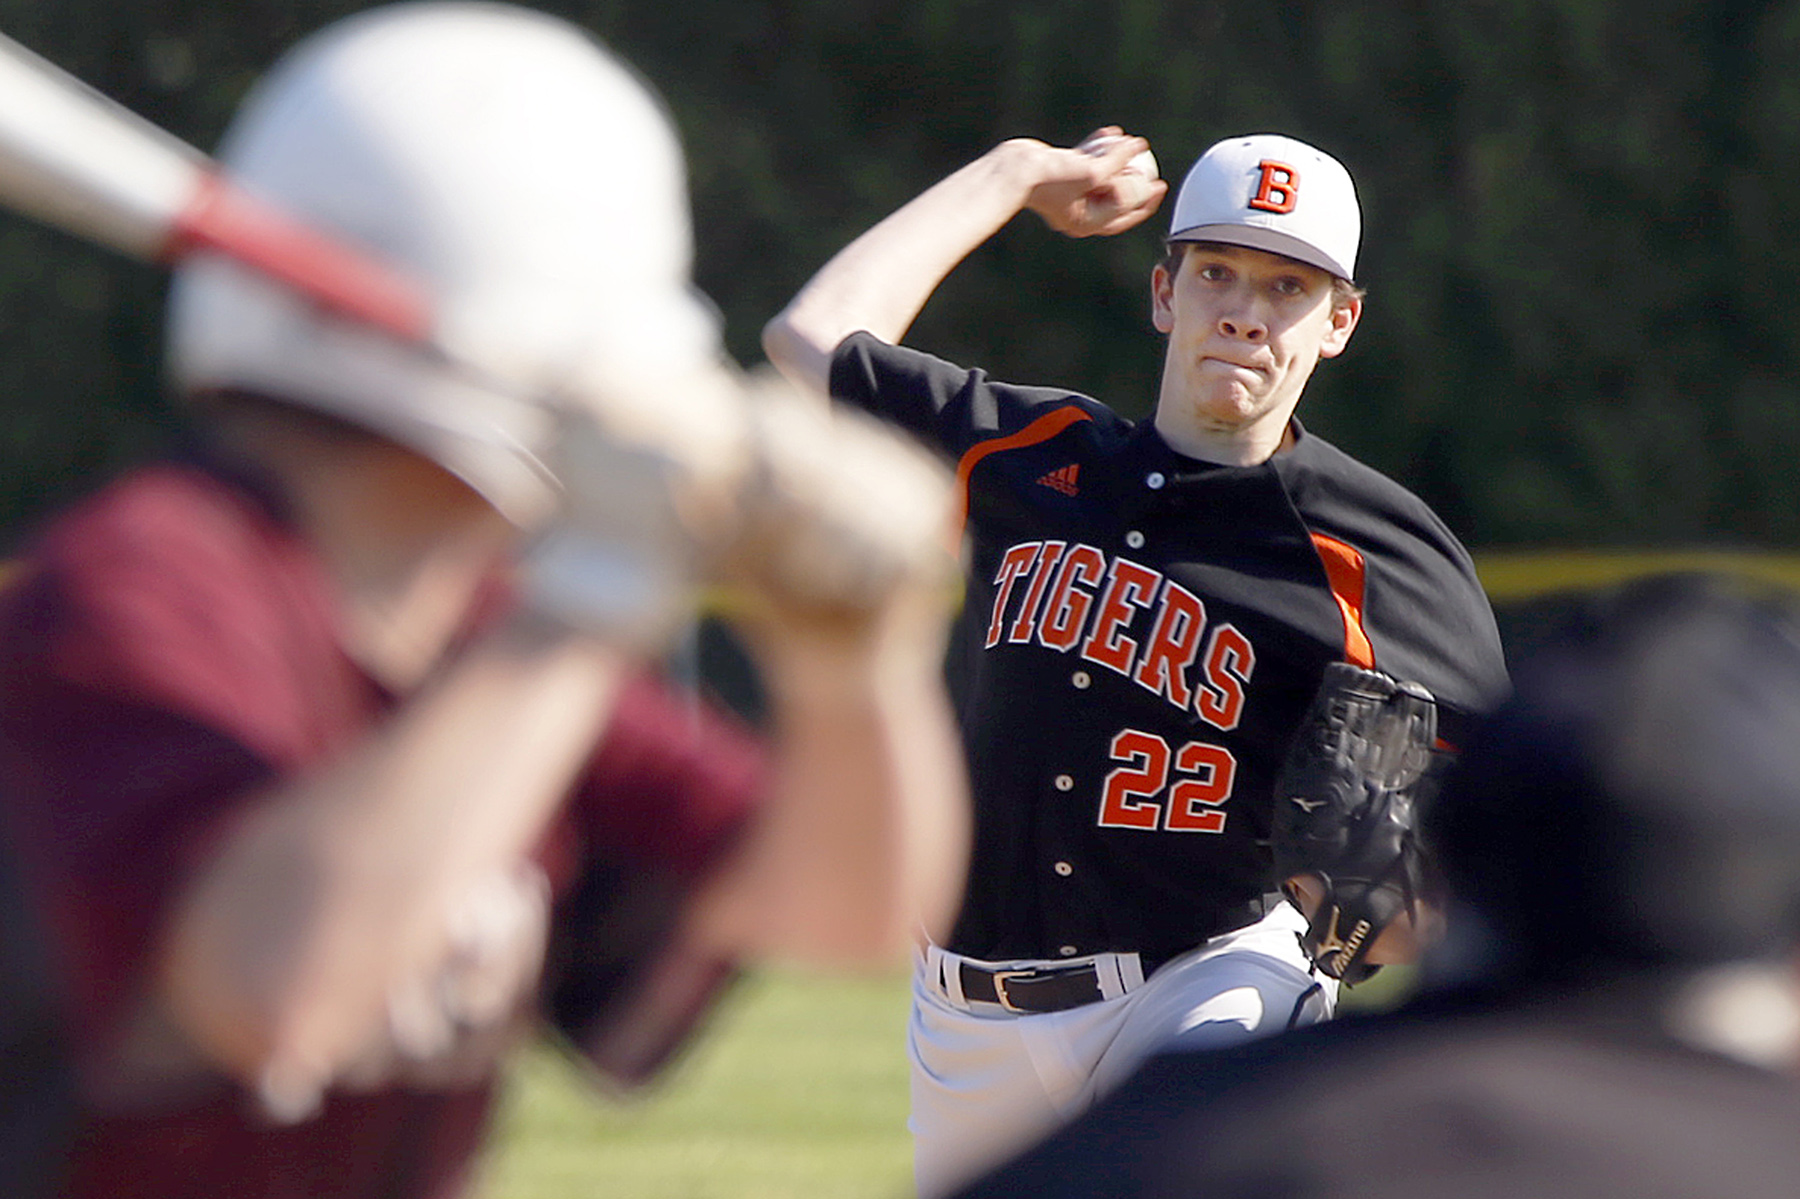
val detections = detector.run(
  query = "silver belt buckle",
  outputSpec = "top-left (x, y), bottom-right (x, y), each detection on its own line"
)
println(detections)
top-left (988, 968), bottom-right (1036, 1013)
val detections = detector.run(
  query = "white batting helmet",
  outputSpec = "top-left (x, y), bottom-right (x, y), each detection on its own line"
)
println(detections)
top-left (166, 1), bottom-right (724, 525)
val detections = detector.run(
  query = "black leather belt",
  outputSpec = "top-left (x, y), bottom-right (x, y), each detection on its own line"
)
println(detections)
top-left (951, 892), bottom-right (1286, 1015)
top-left (957, 961), bottom-right (1107, 1013)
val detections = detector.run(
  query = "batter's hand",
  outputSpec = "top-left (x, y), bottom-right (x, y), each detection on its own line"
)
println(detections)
top-left (521, 365), bottom-right (955, 647)
top-left (516, 422), bottom-right (710, 651)
top-left (256, 862), bottom-right (552, 1122)
top-left (516, 363), bottom-right (755, 650)
top-left (1022, 126), bottom-right (1167, 239)
top-left (715, 370), bottom-right (960, 629)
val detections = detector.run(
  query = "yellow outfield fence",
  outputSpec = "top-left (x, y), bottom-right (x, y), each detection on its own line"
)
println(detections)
top-left (5, 547), bottom-right (1799, 626)
top-left (1474, 548), bottom-right (1800, 603)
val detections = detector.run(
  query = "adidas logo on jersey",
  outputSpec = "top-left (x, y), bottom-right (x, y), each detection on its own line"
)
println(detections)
top-left (1036, 464), bottom-right (1080, 496)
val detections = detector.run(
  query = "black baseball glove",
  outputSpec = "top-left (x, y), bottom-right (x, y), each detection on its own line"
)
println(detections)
top-left (1272, 663), bottom-right (1444, 984)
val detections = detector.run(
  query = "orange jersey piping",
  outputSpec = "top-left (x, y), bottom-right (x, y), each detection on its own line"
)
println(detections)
top-left (1309, 531), bottom-right (1376, 669)
top-left (953, 406), bottom-right (1094, 536)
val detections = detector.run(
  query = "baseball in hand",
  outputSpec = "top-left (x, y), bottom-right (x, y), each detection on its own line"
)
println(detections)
top-left (1114, 147), bottom-right (1158, 209)
top-left (1080, 134), bottom-right (1159, 212)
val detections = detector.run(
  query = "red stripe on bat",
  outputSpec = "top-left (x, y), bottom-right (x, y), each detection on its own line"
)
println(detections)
top-left (165, 171), bottom-right (434, 345)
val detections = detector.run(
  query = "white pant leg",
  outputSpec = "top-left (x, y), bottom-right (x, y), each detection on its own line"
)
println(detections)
top-left (1090, 902), bottom-right (1336, 1095)
top-left (907, 954), bottom-right (1126, 1199)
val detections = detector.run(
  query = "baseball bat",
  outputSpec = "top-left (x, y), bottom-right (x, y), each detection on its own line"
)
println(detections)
top-left (0, 29), bottom-right (432, 344)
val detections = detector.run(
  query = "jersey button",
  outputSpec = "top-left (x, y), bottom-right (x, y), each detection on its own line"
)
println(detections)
top-left (1059, 945), bottom-right (1080, 957)
top-left (1053, 774), bottom-right (1074, 792)
top-left (1054, 861), bottom-right (1073, 877)
top-left (1125, 530), bottom-right (1145, 549)
top-left (1071, 670), bottom-right (1091, 689)
top-left (1145, 472), bottom-right (1166, 490)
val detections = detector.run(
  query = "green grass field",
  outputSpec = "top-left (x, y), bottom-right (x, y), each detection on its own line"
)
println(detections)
top-left (475, 963), bottom-right (1419, 1198)
top-left (478, 969), bottom-right (918, 1199)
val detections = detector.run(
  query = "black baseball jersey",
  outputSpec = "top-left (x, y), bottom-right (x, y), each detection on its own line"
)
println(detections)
top-left (830, 333), bottom-right (1508, 966)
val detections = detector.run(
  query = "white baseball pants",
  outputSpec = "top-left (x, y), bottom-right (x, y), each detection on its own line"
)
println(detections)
top-left (906, 902), bottom-right (1334, 1198)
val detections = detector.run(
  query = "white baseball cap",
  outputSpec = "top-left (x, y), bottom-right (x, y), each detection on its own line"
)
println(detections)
top-left (1166, 133), bottom-right (1360, 282)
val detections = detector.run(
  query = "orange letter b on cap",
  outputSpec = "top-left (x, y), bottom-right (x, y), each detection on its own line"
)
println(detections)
top-left (1249, 160), bottom-right (1299, 214)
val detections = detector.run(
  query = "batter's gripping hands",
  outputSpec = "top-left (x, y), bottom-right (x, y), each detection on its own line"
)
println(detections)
top-left (519, 412), bottom-right (720, 651)
top-left (724, 372), bottom-right (959, 624)
top-left (1272, 663), bottom-right (1443, 984)
top-left (520, 368), bottom-right (957, 647)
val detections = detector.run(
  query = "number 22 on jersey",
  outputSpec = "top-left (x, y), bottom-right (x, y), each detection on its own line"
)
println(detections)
top-left (1098, 729), bottom-right (1237, 833)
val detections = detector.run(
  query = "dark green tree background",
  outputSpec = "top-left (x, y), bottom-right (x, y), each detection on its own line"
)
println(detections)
top-left (2, 0), bottom-right (1797, 550)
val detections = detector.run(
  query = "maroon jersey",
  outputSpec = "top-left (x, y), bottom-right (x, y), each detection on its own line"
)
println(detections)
top-left (0, 462), bottom-right (765, 1199)
top-left (831, 333), bottom-right (1508, 967)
